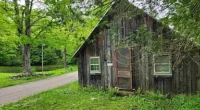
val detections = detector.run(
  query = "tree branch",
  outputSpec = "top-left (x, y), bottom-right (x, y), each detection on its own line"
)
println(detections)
top-left (13, 0), bottom-right (23, 37)
top-left (30, 14), bottom-right (47, 27)
top-left (30, 0), bottom-right (34, 13)
top-left (34, 19), bottom-right (53, 39)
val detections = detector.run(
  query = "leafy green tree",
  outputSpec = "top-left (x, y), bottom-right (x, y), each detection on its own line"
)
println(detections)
top-left (31, 45), bottom-right (59, 66)
top-left (0, 1), bottom-right (21, 66)
top-left (0, 0), bottom-right (111, 71)
top-left (0, 0), bottom-right (77, 74)
top-left (43, 0), bottom-right (99, 69)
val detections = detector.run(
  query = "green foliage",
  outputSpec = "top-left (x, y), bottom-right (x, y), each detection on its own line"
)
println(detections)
top-left (30, 67), bottom-right (36, 73)
top-left (0, 0), bottom-right (104, 68)
top-left (34, 65), bottom-right (65, 72)
top-left (0, 65), bottom-right (76, 73)
top-left (1, 82), bottom-right (200, 110)
top-left (160, 0), bottom-right (200, 50)
top-left (170, 93), bottom-right (200, 109)
top-left (0, 1), bottom-right (20, 66)
top-left (31, 46), bottom-right (59, 65)
top-left (0, 66), bottom-right (23, 73)
top-left (0, 0), bottom-right (95, 72)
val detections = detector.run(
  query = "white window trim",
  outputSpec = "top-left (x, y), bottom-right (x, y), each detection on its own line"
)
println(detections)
top-left (153, 53), bottom-right (172, 76)
top-left (90, 57), bottom-right (101, 74)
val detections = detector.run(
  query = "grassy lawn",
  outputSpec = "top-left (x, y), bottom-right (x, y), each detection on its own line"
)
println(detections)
top-left (0, 65), bottom-right (77, 88)
top-left (1, 82), bottom-right (200, 110)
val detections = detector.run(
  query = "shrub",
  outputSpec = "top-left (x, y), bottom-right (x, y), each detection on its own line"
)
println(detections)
top-left (31, 67), bottom-right (36, 73)
top-left (0, 65), bottom-right (67, 73)
top-left (34, 65), bottom-right (64, 72)
top-left (0, 66), bottom-right (23, 73)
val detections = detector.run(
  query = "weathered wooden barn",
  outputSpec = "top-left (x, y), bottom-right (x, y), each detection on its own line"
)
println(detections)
top-left (73, 0), bottom-right (200, 94)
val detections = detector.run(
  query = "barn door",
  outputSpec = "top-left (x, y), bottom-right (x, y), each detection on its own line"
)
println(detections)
top-left (115, 48), bottom-right (132, 90)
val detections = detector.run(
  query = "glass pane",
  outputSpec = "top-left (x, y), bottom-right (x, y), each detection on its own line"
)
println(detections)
top-left (96, 65), bottom-right (100, 71)
top-left (91, 58), bottom-right (99, 64)
top-left (155, 55), bottom-right (169, 63)
top-left (91, 65), bottom-right (100, 71)
top-left (155, 64), bottom-right (170, 73)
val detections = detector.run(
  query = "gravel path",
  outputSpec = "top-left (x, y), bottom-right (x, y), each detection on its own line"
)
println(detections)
top-left (0, 71), bottom-right (78, 106)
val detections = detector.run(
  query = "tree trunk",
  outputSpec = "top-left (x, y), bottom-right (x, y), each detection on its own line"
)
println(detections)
top-left (23, 0), bottom-right (32, 75)
top-left (63, 47), bottom-right (67, 70)
top-left (23, 44), bottom-right (31, 75)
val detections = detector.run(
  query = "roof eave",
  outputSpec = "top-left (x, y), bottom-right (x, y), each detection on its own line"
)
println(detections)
top-left (72, 2), bottom-right (115, 58)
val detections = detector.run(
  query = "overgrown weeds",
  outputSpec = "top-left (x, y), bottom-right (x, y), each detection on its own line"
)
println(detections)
top-left (1, 82), bottom-right (200, 110)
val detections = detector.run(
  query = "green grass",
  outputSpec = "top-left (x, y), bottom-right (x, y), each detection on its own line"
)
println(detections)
top-left (1, 82), bottom-right (200, 110)
top-left (0, 65), bottom-right (77, 88)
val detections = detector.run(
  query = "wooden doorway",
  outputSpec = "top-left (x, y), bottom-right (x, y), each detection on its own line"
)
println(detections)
top-left (115, 48), bottom-right (132, 90)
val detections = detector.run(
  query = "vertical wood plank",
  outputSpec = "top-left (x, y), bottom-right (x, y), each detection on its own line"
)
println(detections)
top-left (86, 47), bottom-right (90, 85)
top-left (179, 62), bottom-right (183, 93)
top-left (175, 65), bottom-right (180, 94)
top-left (131, 49), bottom-right (135, 89)
top-left (133, 48), bottom-right (141, 90)
top-left (197, 65), bottom-right (200, 92)
top-left (111, 32), bottom-right (115, 87)
top-left (183, 62), bottom-right (187, 93)
top-left (78, 54), bottom-right (82, 86)
top-left (149, 54), bottom-right (154, 91)
top-left (163, 78), bottom-right (167, 94)
top-left (103, 29), bottom-right (108, 89)
top-left (154, 77), bottom-right (158, 92)
top-left (101, 32), bottom-right (105, 89)
top-left (191, 61), bottom-right (197, 94)
top-left (187, 61), bottom-right (192, 94)
top-left (160, 78), bottom-right (164, 94)
top-left (107, 29), bottom-right (112, 88)
top-left (145, 53), bottom-right (149, 91)
top-left (141, 51), bottom-right (145, 91)
top-left (164, 78), bottom-right (172, 94)
top-left (158, 78), bottom-right (161, 93)
top-left (171, 57), bottom-right (176, 94)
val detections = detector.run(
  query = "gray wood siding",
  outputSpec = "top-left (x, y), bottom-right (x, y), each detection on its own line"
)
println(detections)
top-left (77, 1), bottom-right (200, 94)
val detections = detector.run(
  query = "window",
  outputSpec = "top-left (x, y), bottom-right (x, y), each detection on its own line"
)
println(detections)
top-left (90, 57), bottom-right (100, 73)
top-left (153, 53), bottom-right (171, 75)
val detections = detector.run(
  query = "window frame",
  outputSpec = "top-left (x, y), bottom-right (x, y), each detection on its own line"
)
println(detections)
top-left (90, 56), bottom-right (101, 74)
top-left (153, 53), bottom-right (172, 76)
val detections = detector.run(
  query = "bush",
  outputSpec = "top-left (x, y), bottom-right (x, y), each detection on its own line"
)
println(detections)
top-left (31, 67), bottom-right (36, 73)
top-left (34, 65), bottom-right (64, 72)
top-left (0, 66), bottom-right (23, 73)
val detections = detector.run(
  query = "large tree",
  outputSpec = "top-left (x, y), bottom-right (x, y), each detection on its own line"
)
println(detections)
top-left (0, 1), bottom-right (21, 66)
top-left (0, 0), bottom-right (83, 75)
top-left (11, 0), bottom-right (49, 75)
top-left (44, 0), bottom-right (101, 70)
top-left (0, 0), bottom-right (116, 74)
